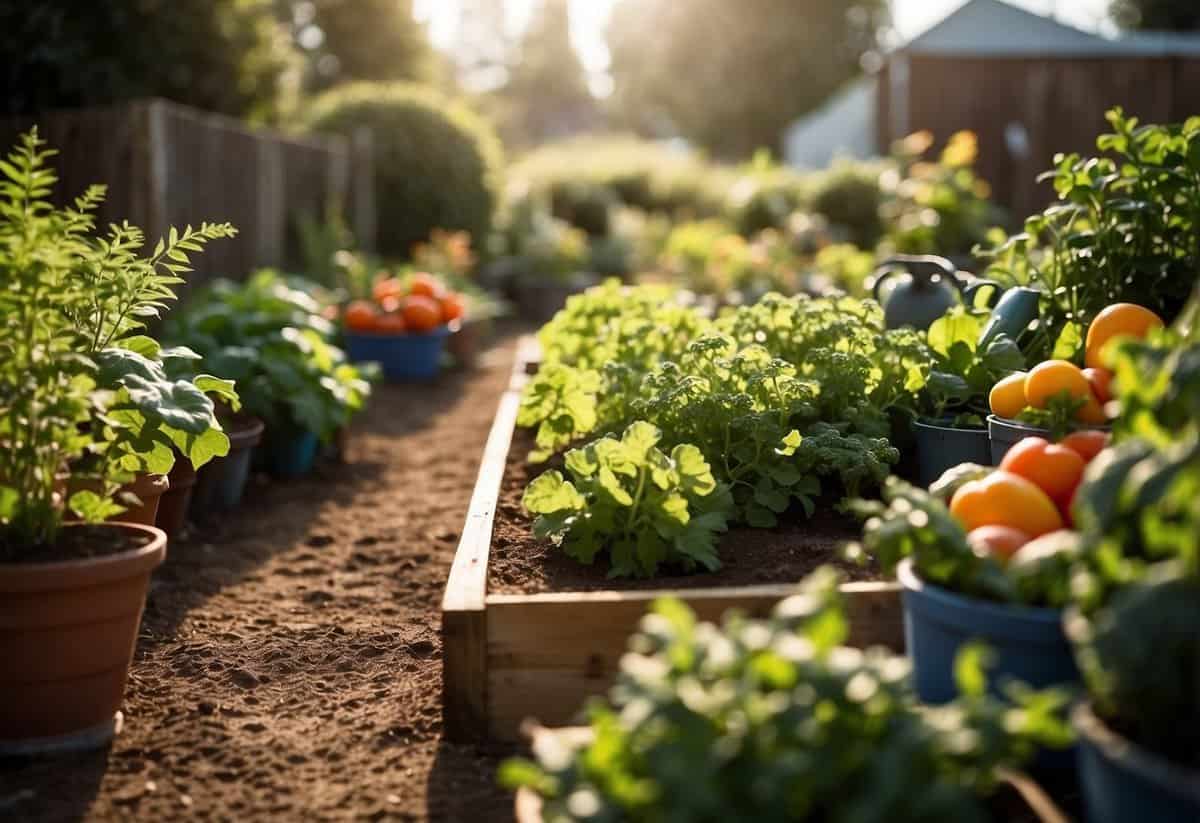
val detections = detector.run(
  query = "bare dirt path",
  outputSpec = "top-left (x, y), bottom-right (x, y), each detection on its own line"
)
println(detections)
top-left (1, 334), bottom-right (521, 822)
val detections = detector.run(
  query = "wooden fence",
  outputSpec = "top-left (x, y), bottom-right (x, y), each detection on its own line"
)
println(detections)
top-left (0, 98), bottom-right (375, 290)
top-left (877, 55), bottom-right (1200, 222)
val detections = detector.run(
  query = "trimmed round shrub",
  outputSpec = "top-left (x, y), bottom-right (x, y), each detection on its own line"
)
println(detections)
top-left (809, 160), bottom-right (885, 248)
top-left (303, 82), bottom-right (503, 257)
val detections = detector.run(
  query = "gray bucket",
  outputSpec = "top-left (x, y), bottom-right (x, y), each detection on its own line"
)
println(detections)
top-left (913, 419), bottom-right (992, 486)
top-left (987, 414), bottom-right (1049, 464)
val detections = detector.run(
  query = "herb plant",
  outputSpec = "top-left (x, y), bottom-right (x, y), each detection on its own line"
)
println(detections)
top-left (523, 421), bottom-right (733, 577)
top-left (916, 307), bottom-right (1023, 426)
top-left (501, 567), bottom-right (1070, 822)
top-left (0, 130), bottom-right (236, 554)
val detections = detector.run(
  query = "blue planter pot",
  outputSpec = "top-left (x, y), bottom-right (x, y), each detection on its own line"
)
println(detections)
top-left (262, 428), bottom-right (319, 479)
top-left (191, 417), bottom-right (264, 514)
top-left (914, 419), bottom-right (991, 486)
top-left (1075, 703), bottom-right (1200, 823)
top-left (344, 326), bottom-right (450, 382)
top-left (898, 558), bottom-right (1080, 703)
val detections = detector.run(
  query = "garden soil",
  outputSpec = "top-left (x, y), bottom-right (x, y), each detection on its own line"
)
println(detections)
top-left (0, 334), bottom-right (523, 822)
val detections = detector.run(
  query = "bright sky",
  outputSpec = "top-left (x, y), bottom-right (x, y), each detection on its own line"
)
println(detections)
top-left (414, 0), bottom-right (1115, 92)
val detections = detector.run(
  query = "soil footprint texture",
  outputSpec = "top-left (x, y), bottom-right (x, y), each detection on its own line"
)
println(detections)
top-left (0, 335), bottom-right (522, 822)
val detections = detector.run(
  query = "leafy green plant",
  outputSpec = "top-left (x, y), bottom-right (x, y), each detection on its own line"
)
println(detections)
top-left (523, 421), bottom-right (733, 577)
top-left (916, 307), bottom-right (1023, 425)
top-left (164, 270), bottom-right (372, 442)
top-left (978, 109), bottom-right (1200, 363)
top-left (501, 567), bottom-right (1071, 822)
top-left (0, 130), bottom-right (236, 554)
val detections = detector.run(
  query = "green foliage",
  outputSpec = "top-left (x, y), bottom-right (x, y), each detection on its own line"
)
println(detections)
top-left (517, 365), bottom-right (602, 463)
top-left (917, 307), bottom-right (1024, 424)
top-left (0, 130), bottom-right (236, 555)
top-left (501, 567), bottom-right (1071, 821)
top-left (723, 156), bottom-right (809, 235)
top-left (809, 159), bottom-right (885, 248)
top-left (978, 109), bottom-right (1200, 362)
top-left (164, 270), bottom-right (372, 441)
top-left (1110, 0), bottom-right (1200, 29)
top-left (0, 0), bottom-right (298, 121)
top-left (303, 82), bottom-right (503, 257)
top-left (523, 421), bottom-right (733, 577)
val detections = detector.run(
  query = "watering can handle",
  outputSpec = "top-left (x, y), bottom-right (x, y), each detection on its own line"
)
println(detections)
top-left (872, 254), bottom-right (959, 304)
top-left (963, 278), bottom-right (1004, 309)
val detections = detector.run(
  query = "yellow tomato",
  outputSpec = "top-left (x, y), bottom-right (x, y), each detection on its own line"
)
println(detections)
top-left (989, 371), bottom-right (1028, 419)
top-left (950, 470), bottom-right (1064, 538)
top-left (1085, 303), bottom-right (1163, 369)
top-left (1024, 360), bottom-right (1090, 410)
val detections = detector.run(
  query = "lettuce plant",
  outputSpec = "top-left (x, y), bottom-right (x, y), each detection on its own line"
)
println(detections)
top-left (0, 130), bottom-right (236, 555)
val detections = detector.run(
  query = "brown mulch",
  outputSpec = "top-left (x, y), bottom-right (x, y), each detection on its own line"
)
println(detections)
top-left (0, 335), bottom-right (523, 822)
top-left (489, 428), bottom-right (878, 594)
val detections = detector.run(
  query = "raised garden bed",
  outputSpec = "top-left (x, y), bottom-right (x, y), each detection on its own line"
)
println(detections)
top-left (440, 337), bottom-right (903, 742)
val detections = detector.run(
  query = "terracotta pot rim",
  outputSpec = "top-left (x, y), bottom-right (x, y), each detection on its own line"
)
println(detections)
top-left (0, 522), bottom-right (167, 593)
top-left (224, 416), bottom-right (265, 450)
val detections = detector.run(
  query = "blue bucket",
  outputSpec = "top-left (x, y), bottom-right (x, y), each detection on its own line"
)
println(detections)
top-left (913, 419), bottom-right (992, 486)
top-left (262, 428), bottom-right (319, 479)
top-left (344, 326), bottom-right (450, 381)
top-left (191, 417), bottom-right (263, 514)
top-left (898, 558), bottom-right (1080, 703)
top-left (1075, 703), bottom-right (1200, 823)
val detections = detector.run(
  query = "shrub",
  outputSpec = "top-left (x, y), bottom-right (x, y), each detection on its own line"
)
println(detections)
top-left (809, 158), bottom-right (885, 247)
top-left (723, 152), bottom-right (810, 235)
top-left (303, 82), bottom-right (503, 258)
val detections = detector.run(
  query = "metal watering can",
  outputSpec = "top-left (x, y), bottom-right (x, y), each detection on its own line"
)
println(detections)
top-left (871, 255), bottom-right (1001, 331)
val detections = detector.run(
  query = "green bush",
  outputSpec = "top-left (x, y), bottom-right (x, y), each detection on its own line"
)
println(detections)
top-left (809, 158), bottom-right (885, 247)
top-left (303, 82), bottom-right (503, 257)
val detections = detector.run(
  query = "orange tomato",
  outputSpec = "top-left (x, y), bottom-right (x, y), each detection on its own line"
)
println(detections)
top-left (999, 436), bottom-right (1086, 505)
top-left (374, 312), bottom-right (408, 334)
top-left (989, 371), bottom-right (1028, 419)
top-left (1024, 360), bottom-right (1090, 410)
top-left (966, 525), bottom-right (1030, 564)
top-left (373, 277), bottom-right (405, 303)
top-left (950, 470), bottom-right (1064, 538)
top-left (1059, 430), bottom-right (1109, 463)
top-left (402, 294), bottom-right (443, 332)
top-left (440, 292), bottom-right (466, 323)
top-left (409, 272), bottom-right (446, 301)
top-left (1085, 303), bottom-right (1163, 369)
top-left (1082, 367), bottom-right (1113, 404)
top-left (1077, 393), bottom-right (1109, 425)
top-left (344, 300), bottom-right (379, 332)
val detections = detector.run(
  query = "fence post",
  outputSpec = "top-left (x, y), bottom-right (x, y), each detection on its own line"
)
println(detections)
top-left (257, 135), bottom-right (285, 266)
top-left (350, 127), bottom-right (376, 254)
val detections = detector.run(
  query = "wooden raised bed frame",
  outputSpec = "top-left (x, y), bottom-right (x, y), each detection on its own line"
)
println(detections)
top-left (441, 338), bottom-right (903, 742)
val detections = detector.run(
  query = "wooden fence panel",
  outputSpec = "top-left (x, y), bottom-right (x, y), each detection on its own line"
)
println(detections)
top-left (0, 98), bottom-right (374, 291)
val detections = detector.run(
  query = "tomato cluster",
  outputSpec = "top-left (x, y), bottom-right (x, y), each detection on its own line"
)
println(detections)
top-left (988, 303), bottom-right (1163, 423)
top-left (343, 272), bottom-right (465, 335)
top-left (949, 430), bottom-right (1109, 563)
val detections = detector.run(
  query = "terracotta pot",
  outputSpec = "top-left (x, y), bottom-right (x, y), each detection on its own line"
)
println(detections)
top-left (67, 473), bottom-right (170, 527)
top-left (155, 459), bottom-right (197, 537)
top-left (0, 522), bottom-right (166, 754)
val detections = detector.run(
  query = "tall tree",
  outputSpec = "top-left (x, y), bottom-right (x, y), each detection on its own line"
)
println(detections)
top-left (0, 0), bottom-right (298, 121)
top-left (1110, 0), bottom-right (1200, 29)
top-left (285, 0), bottom-right (433, 92)
top-left (606, 0), bottom-right (887, 159)
top-left (503, 0), bottom-right (597, 146)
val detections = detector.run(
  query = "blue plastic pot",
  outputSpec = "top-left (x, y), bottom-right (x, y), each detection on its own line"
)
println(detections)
top-left (262, 427), bottom-right (319, 479)
top-left (1075, 703), bottom-right (1200, 823)
top-left (191, 417), bottom-right (264, 514)
top-left (898, 558), bottom-right (1080, 703)
top-left (344, 326), bottom-right (450, 381)
top-left (913, 419), bottom-right (991, 486)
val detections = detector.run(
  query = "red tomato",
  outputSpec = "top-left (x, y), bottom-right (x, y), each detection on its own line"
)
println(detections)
top-left (402, 294), bottom-right (443, 332)
top-left (440, 292), bottom-right (466, 323)
top-left (409, 272), bottom-right (446, 301)
top-left (373, 277), bottom-right (405, 303)
top-left (966, 525), bottom-right (1031, 564)
top-left (374, 312), bottom-right (407, 334)
top-left (1059, 430), bottom-right (1110, 463)
top-left (1082, 367), bottom-right (1113, 404)
top-left (999, 436), bottom-right (1086, 506)
top-left (344, 300), bottom-right (379, 332)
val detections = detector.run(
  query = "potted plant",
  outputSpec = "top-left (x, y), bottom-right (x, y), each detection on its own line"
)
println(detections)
top-left (1063, 312), bottom-right (1200, 822)
top-left (500, 568), bottom-right (1072, 821)
top-left (512, 211), bottom-right (596, 322)
top-left (0, 130), bottom-right (235, 753)
top-left (165, 271), bottom-right (374, 480)
top-left (911, 305), bottom-right (1025, 484)
top-left (342, 271), bottom-right (464, 381)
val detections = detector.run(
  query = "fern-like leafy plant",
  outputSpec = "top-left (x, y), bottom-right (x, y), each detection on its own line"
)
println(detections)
top-left (0, 129), bottom-right (237, 557)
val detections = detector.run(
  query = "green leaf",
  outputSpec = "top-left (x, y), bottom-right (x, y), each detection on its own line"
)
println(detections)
top-left (68, 490), bottom-right (125, 523)
top-left (523, 471), bottom-right (585, 515)
top-left (120, 335), bottom-right (161, 358)
top-left (194, 374), bottom-right (240, 411)
top-left (1051, 320), bottom-right (1084, 361)
top-left (953, 643), bottom-right (993, 699)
